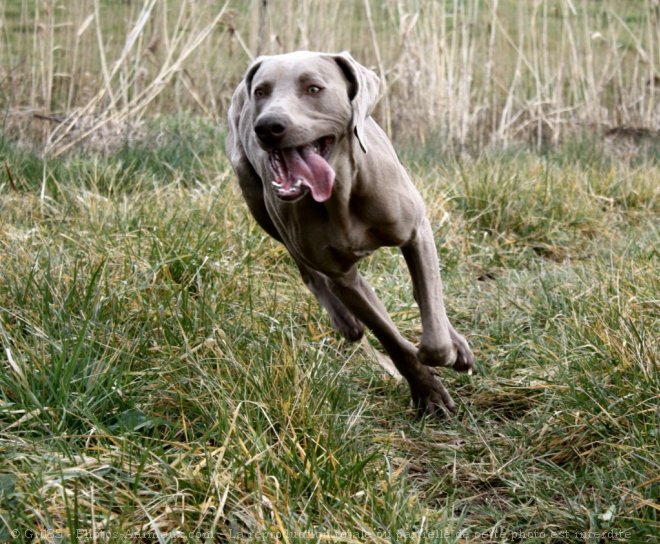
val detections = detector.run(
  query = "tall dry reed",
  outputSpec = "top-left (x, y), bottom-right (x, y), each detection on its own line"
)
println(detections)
top-left (0, 0), bottom-right (658, 152)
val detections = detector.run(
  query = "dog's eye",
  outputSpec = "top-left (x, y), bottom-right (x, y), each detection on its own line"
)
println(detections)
top-left (306, 85), bottom-right (322, 95)
top-left (254, 88), bottom-right (266, 98)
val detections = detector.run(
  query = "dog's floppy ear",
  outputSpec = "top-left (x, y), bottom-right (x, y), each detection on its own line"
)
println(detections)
top-left (226, 79), bottom-right (248, 168)
top-left (243, 56), bottom-right (269, 95)
top-left (331, 51), bottom-right (380, 154)
top-left (226, 57), bottom-right (268, 167)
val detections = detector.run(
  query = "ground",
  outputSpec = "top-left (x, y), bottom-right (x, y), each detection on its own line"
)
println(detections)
top-left (0, 120), bottom-right (658, 542)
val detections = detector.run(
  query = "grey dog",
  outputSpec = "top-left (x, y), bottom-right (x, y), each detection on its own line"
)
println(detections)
top-left (226, 51), bottom-right (474, 416)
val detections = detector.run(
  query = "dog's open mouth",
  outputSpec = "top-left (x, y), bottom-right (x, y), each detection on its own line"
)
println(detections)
top-left (268, 136), bottom-right (335, 202)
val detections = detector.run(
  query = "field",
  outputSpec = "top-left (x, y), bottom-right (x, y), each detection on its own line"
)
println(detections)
top-left (1, 1), bottom-right (659, 543)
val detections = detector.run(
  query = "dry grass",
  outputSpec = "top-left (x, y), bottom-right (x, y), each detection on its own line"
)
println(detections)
top-left (1, 0), bottom-right (658, 153)
top-left (0, 122), bottom-right (658, 541)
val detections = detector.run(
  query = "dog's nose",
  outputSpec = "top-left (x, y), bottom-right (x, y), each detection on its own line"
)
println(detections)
top-left (254, 115), bottom-right (289, 146)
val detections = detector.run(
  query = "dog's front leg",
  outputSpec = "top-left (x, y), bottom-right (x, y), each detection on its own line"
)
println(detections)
top-left (329, 267), bottom-right (456, 416)
top-left (402, 218), bottom-right (474, 372)
top-left (295, 262), bottom-right (365, 342)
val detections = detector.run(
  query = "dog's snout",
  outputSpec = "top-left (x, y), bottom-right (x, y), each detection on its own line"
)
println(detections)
top-left (254, 115), bottom-right (289, 146)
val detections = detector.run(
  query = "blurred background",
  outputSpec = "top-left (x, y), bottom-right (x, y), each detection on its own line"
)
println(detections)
top-left (1, 0), bottom-right (658, 155)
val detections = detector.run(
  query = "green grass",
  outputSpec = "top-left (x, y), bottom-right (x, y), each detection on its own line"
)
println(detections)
top-left (0, 122), bottom-right (658, 542)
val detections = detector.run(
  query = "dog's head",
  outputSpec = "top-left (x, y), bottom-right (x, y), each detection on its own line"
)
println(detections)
top-left (231, 51), bottom-right (380, 202)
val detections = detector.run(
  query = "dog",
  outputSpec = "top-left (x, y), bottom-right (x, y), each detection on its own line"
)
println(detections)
top-left (226, 51), bottom-right (474, 416)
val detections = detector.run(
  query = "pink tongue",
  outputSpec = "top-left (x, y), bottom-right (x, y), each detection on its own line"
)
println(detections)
top-left (280, 146), bottom-right (335, 202)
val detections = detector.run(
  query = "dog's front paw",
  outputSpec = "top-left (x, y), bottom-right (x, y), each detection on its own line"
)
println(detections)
top-left (331, 312), bottom-right (365, 342)
top-left (449, 328), bottom-right (474, 373)
top-left (417, 330), bottom-right (475, 374)
top-left (408, 367), bottom-right (456, 417)
top-left (417, 342), bottom-right (457, 368)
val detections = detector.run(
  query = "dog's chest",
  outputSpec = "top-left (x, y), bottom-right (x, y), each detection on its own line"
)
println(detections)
top-left (265, 197), bottom-right (383, 272)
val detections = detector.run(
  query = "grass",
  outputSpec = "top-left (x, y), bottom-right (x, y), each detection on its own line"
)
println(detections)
top-left (1, 0), bottom-right (658, 150)
top-left (0, 119), bottom-right (658, 542)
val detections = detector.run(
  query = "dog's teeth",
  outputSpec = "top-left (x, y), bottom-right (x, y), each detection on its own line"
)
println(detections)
top-left (272, 180), bottom-right (283, 188)
top-left (294, 179), bottom-right (302, 188)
